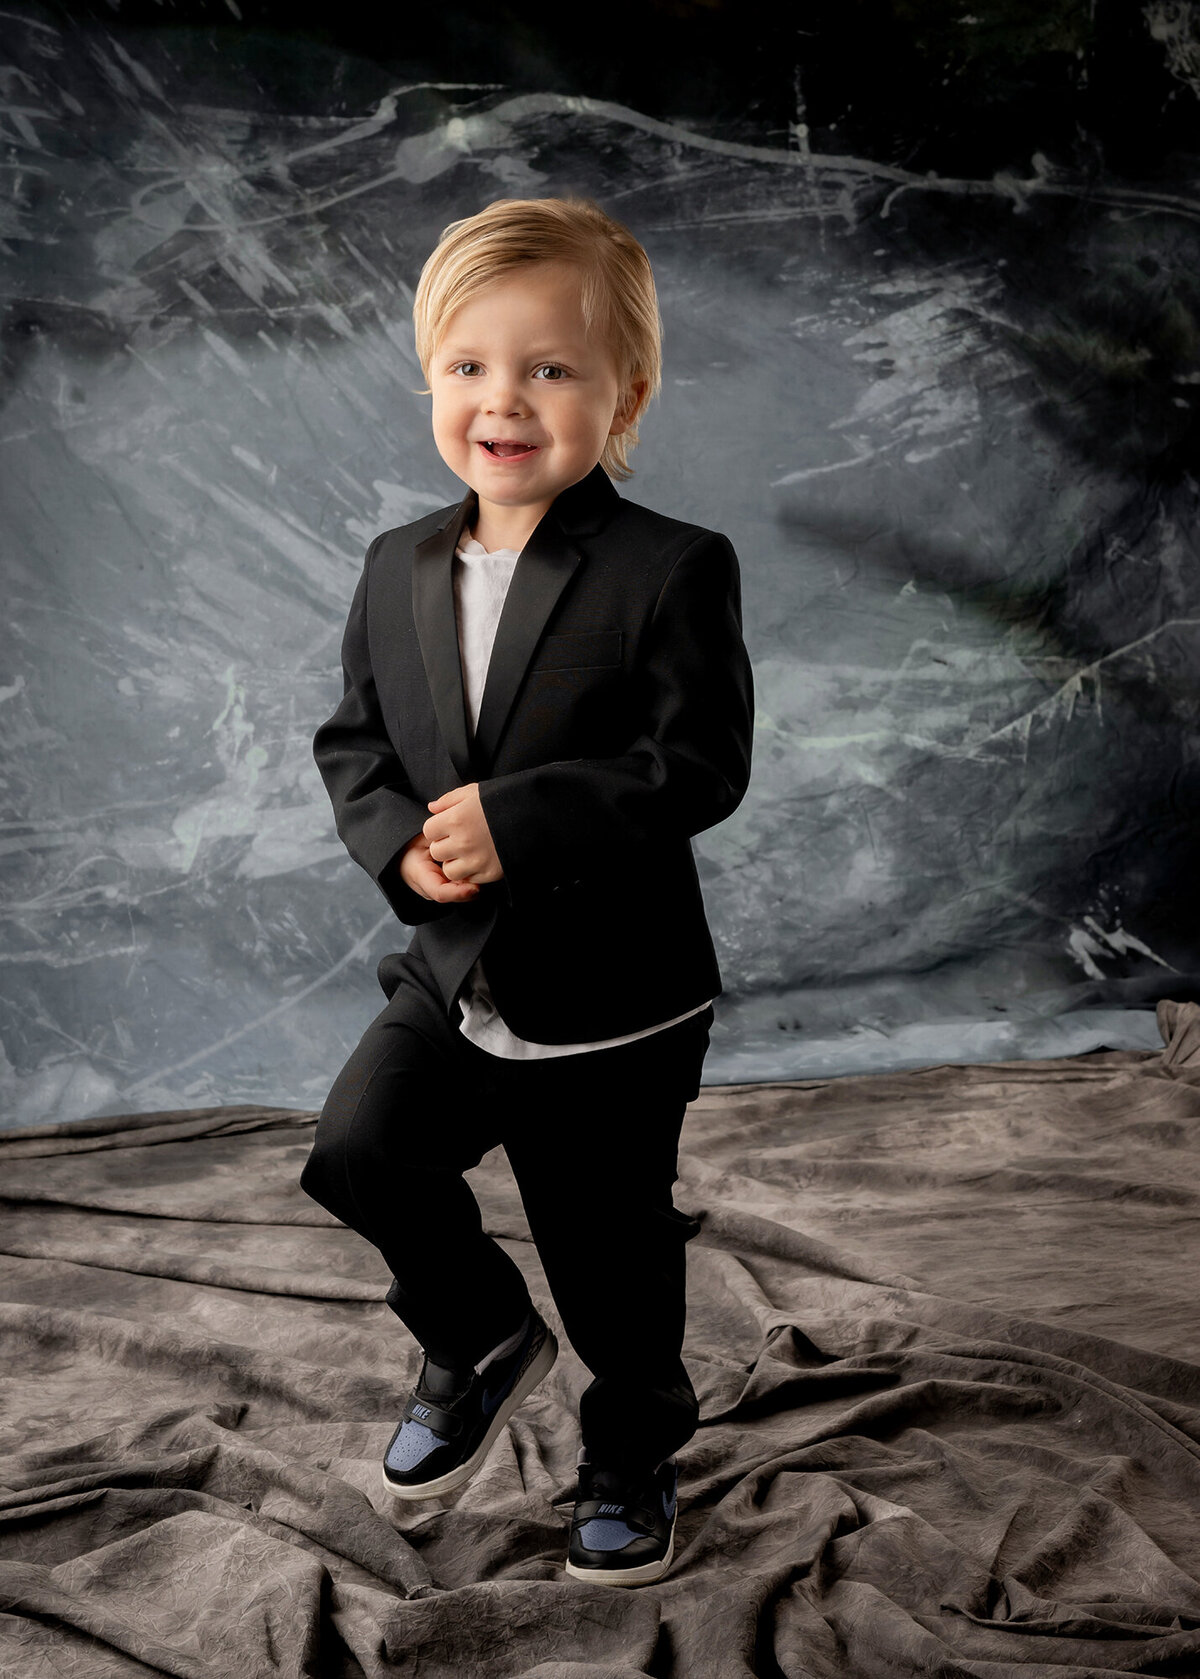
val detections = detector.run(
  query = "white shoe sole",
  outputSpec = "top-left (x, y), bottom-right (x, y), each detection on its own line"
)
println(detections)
top-left (381, 1324), bottom-right (558, 1502)
top-left (564, 1528), bottom-right (675, 1587)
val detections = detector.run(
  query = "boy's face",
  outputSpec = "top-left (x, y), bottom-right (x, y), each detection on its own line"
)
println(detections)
top-left (429, 260), bottom-right (642, 549)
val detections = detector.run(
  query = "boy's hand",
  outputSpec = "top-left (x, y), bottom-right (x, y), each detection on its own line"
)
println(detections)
top-left (397, 833), bottom-right (481, 903)
top-left (423, 783), bottom-right (504, 884)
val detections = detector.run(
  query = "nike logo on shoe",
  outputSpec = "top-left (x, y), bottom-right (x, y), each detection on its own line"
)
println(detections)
top-left (662, 1485), bottom-right (677, 1520)
top-left (480, 1379), bottom-right (509, 1416)
top-left (479, 1322), bottom-right (537, 1414)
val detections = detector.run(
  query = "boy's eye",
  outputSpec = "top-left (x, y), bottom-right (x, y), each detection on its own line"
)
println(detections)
top-left (453, 361), bottom-right (483, 377)
top-left (533, 364), bottom-right (567, 381)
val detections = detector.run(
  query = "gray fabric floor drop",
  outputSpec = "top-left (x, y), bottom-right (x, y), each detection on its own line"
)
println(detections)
top-left (1, 998), bottom-right (1200, 1675)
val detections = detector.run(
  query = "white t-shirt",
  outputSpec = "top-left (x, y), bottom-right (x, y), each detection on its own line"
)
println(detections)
top-left (452, 534), bottom-right (710, 1060)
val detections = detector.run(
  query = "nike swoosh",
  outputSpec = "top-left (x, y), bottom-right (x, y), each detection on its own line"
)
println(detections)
top-left (480, 1380), bottom-right (509, 1416)
top-left (480, 1325), bottom-right (543, 1416)
top-left (662, 1486), bottom-right (678, 1520)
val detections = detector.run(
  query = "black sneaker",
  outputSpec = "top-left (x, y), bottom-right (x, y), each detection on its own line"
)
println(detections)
top-left (565, 1455), bottom-right (678, 1586)
top-left (381, 1310), bottom-right (558, 1500)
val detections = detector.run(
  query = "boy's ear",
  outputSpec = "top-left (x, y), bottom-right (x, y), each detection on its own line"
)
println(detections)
top-left (611, 377), bottom-right (649, 436)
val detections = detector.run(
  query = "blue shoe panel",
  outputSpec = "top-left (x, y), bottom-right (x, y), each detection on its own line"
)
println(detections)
top-left (385, 1418), bottom-right (442, 1472)
top-left (577, 1517), bottom-right (642, 1552)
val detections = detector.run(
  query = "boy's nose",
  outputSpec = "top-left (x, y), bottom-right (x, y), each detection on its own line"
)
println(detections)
top-left (481, 379), bottom-right (528, 416)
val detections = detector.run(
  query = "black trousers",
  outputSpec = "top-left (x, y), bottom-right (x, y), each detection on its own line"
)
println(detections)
top-left (300, 947), bottom-right (712, 1473)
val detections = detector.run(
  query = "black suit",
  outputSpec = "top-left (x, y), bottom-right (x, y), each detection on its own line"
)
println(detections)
top-left (303, 464), bottom-right (754, 1474)
top-left (312, 463), bottom-right (754, 1039)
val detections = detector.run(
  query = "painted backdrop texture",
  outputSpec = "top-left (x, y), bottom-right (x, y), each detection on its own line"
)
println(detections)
top-left (2, 3), bottom-right (1198, 1126)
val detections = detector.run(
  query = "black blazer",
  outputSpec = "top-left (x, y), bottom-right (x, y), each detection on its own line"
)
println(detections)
top-left (313, 463), bottom-right (754, 1043)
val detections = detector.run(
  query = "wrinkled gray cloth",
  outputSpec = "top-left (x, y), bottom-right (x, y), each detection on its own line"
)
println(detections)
top-left (2, 1001), bottom-right (1199, 1677)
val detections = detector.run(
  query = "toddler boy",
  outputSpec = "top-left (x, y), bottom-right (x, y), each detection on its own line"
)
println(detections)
top-left (302, 196), bottom-right (753, 1586)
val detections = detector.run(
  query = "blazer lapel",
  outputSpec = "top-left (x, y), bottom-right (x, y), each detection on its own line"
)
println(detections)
top-left (413, 467), bottom-right (619, 781)
top-left (472, 518), bottom-right (583, 772)
top-left (412, 499), bottom-right (475, 784)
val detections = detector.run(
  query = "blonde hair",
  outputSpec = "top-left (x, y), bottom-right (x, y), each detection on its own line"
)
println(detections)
top-left (413, 197), bottom-right (662, 480)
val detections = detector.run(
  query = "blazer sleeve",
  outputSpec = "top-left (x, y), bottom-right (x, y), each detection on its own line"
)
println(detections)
top-left (313, 537), bottom-right (448, 926)
top-left (478, 529), bottom-right (754, 903)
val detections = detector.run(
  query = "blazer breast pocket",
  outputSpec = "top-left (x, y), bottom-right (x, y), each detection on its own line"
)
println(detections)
top-left (529, 630), bottom-right (622, 672)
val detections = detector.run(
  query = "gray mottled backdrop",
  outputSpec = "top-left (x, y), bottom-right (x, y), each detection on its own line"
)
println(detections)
top-left (3, 3), bottom-right (1198, 1126)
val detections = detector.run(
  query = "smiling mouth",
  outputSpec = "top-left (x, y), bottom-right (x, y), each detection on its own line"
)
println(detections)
top-left (479, 440), bottom-right (538, 458)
